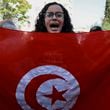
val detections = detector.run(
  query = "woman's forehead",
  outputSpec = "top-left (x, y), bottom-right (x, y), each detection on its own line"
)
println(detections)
top-left (47, 4), bottom-right (63, 12)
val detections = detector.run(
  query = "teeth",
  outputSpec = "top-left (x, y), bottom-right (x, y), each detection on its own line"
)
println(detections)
top-left (51, 27), bottom-right (58, 30)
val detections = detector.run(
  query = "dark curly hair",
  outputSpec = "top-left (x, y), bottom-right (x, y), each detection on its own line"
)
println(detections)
top-left (34, 2), bottom-right (74, 32)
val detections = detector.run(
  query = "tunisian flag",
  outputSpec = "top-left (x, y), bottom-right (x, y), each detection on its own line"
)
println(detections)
top-left (0, 28), bottom-right (110, 110)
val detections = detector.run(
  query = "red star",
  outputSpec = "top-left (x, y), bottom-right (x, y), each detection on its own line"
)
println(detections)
top-left (44, 86), bottom-right (67, 105)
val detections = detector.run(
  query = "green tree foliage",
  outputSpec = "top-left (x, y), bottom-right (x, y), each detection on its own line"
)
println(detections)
top-left (102, 0), bottom-right (110, 30)
top-left (0, 0), bottom-right (31, 23)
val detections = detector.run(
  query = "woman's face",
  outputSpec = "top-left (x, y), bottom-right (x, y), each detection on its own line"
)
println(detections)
top-left (44, 4), bottom-right (64, 33)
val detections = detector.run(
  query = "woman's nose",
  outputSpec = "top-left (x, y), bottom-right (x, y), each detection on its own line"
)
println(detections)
top-left (52, 14), bottom-right (57, 19)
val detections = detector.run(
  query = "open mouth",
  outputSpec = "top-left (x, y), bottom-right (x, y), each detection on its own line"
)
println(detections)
top-left (50, 24), bottom-right (59, 28)
top-left (49, 23), bottom-right (60, 31)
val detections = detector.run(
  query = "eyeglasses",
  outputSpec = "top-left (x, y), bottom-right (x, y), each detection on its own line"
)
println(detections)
top-left (45, 12), bottom-right (64, 18)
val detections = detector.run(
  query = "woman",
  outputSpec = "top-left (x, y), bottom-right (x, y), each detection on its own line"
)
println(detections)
top-left (34, 2), bottom-right (74, 33)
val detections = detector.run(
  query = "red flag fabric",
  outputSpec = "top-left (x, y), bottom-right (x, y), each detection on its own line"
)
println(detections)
top-left (0, 28), bottom-right (110, 110)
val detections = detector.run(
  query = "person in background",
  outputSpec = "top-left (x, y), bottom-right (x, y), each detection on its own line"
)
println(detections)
top-left (34, 2), bottom-right (74, 33)
top-left (90, 26), bottom-right (102, 32)
top-left (0, 20), bottom-right (16, 30)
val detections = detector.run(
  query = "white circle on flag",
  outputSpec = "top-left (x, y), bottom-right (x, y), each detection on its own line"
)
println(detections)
top-left (16, 65), bottom-right (80, 110)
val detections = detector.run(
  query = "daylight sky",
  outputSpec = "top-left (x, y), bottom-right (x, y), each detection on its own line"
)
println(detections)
top-left (27, 0), bottom-right (106, 32)
top-left (72, 0), bottom-right (106, 31)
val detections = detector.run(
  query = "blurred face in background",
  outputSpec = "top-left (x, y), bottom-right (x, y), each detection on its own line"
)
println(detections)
top-left (44, 4), bottom-right (64, 33)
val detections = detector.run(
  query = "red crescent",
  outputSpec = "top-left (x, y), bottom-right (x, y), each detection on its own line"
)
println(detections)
top-left (25, 74), bottom-right (64, 110)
